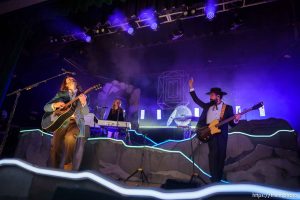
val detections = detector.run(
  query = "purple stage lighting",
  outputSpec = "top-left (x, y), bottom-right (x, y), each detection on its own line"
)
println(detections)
top-left (150, 22), bottom-right (158, 30)
top-left (75, 32), bottom-right (92, 43)
top-left (127, 27), bottom-right (134, 35)
top-left (109, 10), bottom-right (125, 27)
top-left (205, 0), bottom-right (216, 20)
top-left (109, 10), bottom-right (134, 35)
top-left (139, 8), bottom-right (158, 30)
top-left (85, 35), bottom-right (91, 43)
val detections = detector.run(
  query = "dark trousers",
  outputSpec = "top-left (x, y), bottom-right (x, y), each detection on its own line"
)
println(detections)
top-left (208, 132), bottom-right (228, 182)
top-left (50, 119), bottom-right (79, 168)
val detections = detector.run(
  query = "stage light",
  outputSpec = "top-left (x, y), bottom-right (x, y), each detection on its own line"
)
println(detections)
top-left (259, 105), bottom-right (266, 117)
top-left (150, 22), bottom-right (158, 30)
top-left (190, 9), bottom-right (196, 15)
top-left (109, 10), bottom-right (135, 35)
top-left (235, 106), bottom-right (241, 114)
top-left (205, 0), bottom-right (216, 20)
top-left (206, 11), bottom-right (215, 20)
top-left (139, 8), bottom-right (158, 31)
top-left (140, 110), bottom-right (145, 120)
top-left (100, 24), bottom-right (109, 33)
top-left (74, 32), bottom-right (92, 43)
top-left (194, 108), bottom-right (200, 117)
top-left (85, 35), bottom-right (91, 43)
top-left (157, 109), bottom-right (162, 120)
top-left (127, 27), bottom-right (134, 35)
top-left (183, 10), bottom-right (188, 16)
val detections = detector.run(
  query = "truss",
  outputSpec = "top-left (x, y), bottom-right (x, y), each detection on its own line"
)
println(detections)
top-left (53, 0), bottom-right (277, 44)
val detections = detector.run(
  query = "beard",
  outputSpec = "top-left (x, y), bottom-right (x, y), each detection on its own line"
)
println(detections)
top-left (210, 99), bottom-right (217, 104)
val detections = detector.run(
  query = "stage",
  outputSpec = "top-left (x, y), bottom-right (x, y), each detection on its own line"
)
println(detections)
top-left (1, 118), bottom-right (295, 199)
top-left (1, 0), bottom-right (300, 199)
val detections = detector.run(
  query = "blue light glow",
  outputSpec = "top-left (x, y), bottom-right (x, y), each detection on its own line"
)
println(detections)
top-left (229, 129), bottom-right (295, 137)
top-left (85, 35), bottom-right (91, 43)
top-left (150, 22), bottom-right (158, 30)
top-left (153, 129), bottom-right (295, 146)
top-left (109, 9), bottom-right (134, 35)
top-left (205, 0), bottom-right (216, 20)
top-left (139, 8), bottom-right (158, 30)
top-left (128, 129), bottom-right (157, 145)
top-left (127, 27), bottom-right (134, 35)
top-left (75, 32), bottom-right (92, 43)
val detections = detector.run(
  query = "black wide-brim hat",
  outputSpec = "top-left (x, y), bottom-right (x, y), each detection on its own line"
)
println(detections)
top-left (206, 87), bottom-right (227, 95)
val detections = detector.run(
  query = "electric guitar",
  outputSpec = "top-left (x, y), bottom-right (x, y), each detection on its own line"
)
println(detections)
top-left (196, 102), bottom-right (263, 143)
top-left (41, 84), bottom-right (101, 132)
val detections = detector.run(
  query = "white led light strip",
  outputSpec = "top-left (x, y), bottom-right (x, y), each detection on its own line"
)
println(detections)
top-left (0, 159), bottom-right (299, 200)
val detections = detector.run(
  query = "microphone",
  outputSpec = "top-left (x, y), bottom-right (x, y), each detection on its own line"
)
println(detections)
top-left (61, 68), bottom-right (76, 75)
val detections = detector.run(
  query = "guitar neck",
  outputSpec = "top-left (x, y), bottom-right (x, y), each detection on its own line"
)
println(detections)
top-left (64, 89), bottom-right (91, 107)
top-left (217, 107), bottom-right (252, 127)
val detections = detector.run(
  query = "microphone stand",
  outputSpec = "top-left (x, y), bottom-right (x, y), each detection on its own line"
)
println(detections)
top-left (124, 129), bottom-right (149, 184)
top-left (123, 110), bottom-right (131, 145)
top-left (124, 108), bottom-right (148, 184)
top-left (189, 134), bottom-right (207, 185)
top-left (115, 108), bottom-right (120, 139)
top-left (0, 71), bottom-right (70, 157)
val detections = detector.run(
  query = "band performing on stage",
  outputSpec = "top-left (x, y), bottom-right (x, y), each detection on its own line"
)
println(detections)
top-left (41, 75), bottom-right (245, 184)
top-left (1, 1), bottom-right (299, 199)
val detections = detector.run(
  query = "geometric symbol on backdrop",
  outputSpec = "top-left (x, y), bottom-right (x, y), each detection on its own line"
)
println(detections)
top-left (157, 70), bottom-right (189, 109)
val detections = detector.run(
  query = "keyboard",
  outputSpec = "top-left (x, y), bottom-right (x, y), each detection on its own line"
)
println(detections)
top-left (84, 113), bottom-right (131, 129)
top-left (97, 120), bottom-right (131, 129)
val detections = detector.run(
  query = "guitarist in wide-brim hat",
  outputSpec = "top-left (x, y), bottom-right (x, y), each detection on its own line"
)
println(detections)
top-left (43, 76), bottom-right (89, 171)
top-left (188, 78), bottom-right (241, 183)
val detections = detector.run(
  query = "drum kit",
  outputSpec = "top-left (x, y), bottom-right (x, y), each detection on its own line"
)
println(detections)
top-left (172, 115), bottom-right (198, 139)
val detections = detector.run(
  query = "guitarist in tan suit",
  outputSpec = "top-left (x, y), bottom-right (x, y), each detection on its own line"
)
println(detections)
top-left (44, 76), bottom-right (89, 170)
top-left (189, 78), bottom-right (241, 182)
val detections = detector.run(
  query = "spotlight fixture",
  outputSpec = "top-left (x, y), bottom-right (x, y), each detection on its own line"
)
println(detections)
top-left (138, 8), bottom-right (158, 31)
top-left (205, 0), bottom-right (216, 20)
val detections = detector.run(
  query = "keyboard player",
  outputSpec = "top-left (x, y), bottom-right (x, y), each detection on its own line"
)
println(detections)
top-left (107, 98), bottom-right (124, 138)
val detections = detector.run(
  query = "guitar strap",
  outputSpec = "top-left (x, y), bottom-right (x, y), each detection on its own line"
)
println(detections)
top-left (220, 103), bottom-right (227, 121)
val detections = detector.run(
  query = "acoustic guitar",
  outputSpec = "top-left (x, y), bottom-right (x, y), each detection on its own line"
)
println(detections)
top-left (41, 84), bottom-right (101, 132)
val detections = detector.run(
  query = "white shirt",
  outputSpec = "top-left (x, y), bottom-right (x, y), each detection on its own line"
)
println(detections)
top-left (206, 102), bottom-right (224, 124)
